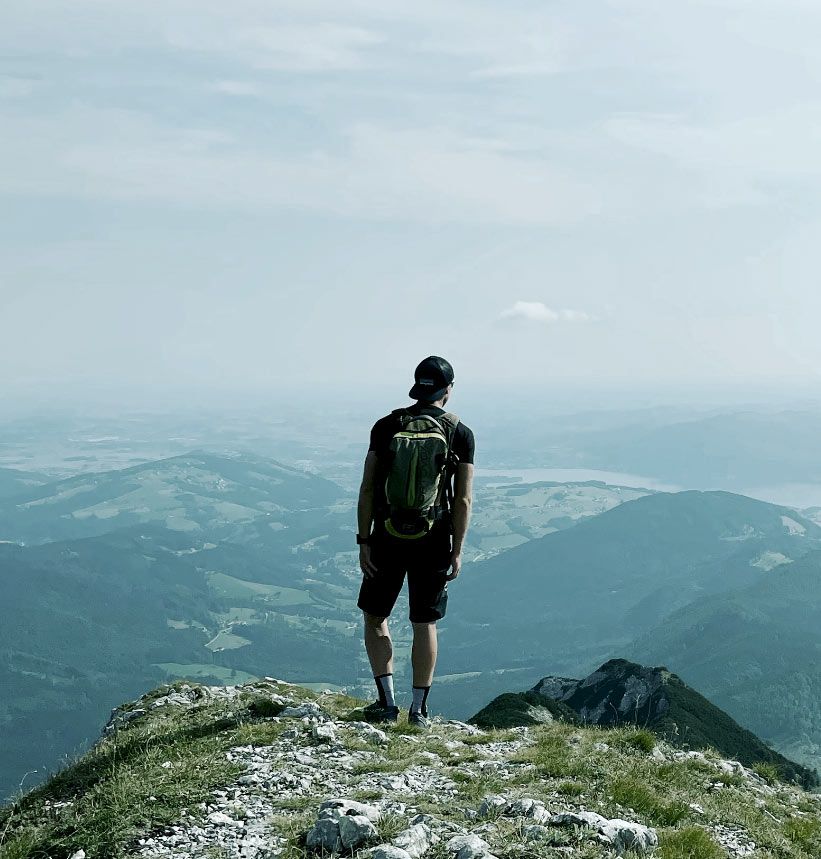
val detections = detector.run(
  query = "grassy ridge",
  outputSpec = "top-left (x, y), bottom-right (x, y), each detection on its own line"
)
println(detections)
top-left (2, 679), bottom-right (821, 859)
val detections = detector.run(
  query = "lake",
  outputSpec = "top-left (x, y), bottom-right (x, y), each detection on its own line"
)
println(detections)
top-left (475, 467), bottom-right (680, 492)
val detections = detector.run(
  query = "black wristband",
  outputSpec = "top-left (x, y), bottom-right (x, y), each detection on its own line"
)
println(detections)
top-left (356, 534), bottom-right (371, 546)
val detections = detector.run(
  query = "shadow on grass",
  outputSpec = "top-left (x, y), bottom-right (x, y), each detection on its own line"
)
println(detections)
top-left (11, 710), bottom-right (243, 812)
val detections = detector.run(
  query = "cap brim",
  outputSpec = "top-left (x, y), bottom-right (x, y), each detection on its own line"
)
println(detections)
top-left (409, 383), bottom-right (448, 402)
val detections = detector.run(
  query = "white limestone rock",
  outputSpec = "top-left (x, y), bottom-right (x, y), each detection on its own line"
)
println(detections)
top-left (446, 833), bottom-right (491, 859)
top-left (599, 818), bottom-right (659, 854)
top-left (281, 702), bottom-right (330, 721)
top-left (370, 847), bottom-right (413, 859)
top-left (442, 720), bottom-right (483, 735)
top-left (505, 797), bottom-right (550, 823)
top-left (350, 721), bottom-right (389, 746)
top-left (550, 811), bottom-right (658, 855)
top-left (312, 722), bottom-right (338, 744)
top-left (392, 823), bottom-right (439, 858)
top-left (318, 797), bottom-right (381, 823)
top-left (206, 811), bottom-right (241, 827)
top-left (477, 795), bottom-right (507, 818)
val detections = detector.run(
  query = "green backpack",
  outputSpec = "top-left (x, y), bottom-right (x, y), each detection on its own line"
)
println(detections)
top-left (382, 409), bottom-right (460, 540)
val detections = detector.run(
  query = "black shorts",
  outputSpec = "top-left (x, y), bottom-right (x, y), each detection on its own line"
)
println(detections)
top-left (357, 524), bottom-right (452, 623)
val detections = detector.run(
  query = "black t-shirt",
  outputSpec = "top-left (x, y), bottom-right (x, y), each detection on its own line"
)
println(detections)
top-left (368, 403), bottom-right (475, 465)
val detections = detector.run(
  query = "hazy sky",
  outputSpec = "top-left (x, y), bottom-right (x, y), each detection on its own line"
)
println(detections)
top-left (3, 1), bottom-right (821, 401)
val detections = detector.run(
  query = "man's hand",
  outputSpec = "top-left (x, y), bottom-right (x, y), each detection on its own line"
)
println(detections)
top-left (360, 544), bottom-right (378, 578)
top-left (446, 550), bottom-right (462, 580)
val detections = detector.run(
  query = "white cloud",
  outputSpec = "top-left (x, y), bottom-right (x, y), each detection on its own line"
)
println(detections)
top-left (209, 80), bottom-right (263, 97)
top-left (499, 301), bottom-right (590, 323)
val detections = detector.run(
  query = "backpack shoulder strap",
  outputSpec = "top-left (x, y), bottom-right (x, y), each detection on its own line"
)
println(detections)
top-left (439, 413), bottom-right (460, 447)
top-left (439, 412), bottom-right (459, 430)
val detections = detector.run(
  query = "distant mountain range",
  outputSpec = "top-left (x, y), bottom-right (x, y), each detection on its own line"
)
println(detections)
top-left (471, 659), bottom-right (818, 789)
top-left (4, 452), bottom-right (821, 803)
top-left (0, 450), bottom-right (344, 545)
top-left (445, 489), bottom-right (821, 674)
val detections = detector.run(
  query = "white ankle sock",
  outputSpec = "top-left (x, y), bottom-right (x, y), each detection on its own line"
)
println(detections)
top-left (375, 673), bottom-right (396, 708)
top-left (411, 685), bottom-right (431, 716)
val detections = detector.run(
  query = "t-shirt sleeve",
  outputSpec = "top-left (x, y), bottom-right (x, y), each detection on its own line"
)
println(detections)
top-left (453, 423), bottom-right (475, 465)
top-left (368, 416), bottom-right (391, 453)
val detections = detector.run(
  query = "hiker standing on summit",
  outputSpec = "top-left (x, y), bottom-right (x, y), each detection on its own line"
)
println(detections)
top-left (356, 356), bottom-right (475, 728)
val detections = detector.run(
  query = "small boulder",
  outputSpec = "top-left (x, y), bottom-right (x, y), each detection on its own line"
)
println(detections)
top-left (319, 798), bottom-right (381, 823)
top-left (599, 819), bottom-right (658, 855)
top-left (505, 797), bottom-right (550, 823)
top-left (393, 823), bottom-right (439, 858)
top-left (351, 721), bottom-right (389, 746)
top-left (339, 814), bottom-right (378, 849)
top-left (370, 847), bottom-right (413, 859)
top-left (446, 833), bottom-right (491, 859)
top-left (312, 722), bottom-right (338, 744)
top-left (477, 795), bottom-right (507, 818)
top-left (306, 818), bottom-right (342, 852)
top-left (550, 811), bottom-right (658, 855)
top-left (549, 810), bottom-right (609, 830)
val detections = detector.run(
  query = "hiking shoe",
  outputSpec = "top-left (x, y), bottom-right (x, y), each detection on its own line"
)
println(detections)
top-left (362, 700), bottom-right (400, 724)
top-left (408, 710), bottom-right (431, 730)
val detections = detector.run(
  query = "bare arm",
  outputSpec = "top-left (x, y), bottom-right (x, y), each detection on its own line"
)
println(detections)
top-left (448, 462), bottom-right (474, 578)
top-left (358, 451), bottom-right (378, 576)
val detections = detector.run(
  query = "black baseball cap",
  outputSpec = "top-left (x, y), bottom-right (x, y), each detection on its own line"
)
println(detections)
top-left (408, 356), bottom-right (455, 402)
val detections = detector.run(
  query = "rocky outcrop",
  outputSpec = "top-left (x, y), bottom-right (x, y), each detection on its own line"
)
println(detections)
top-left (528, 659), bottom-right (818, 788)
top-left (532, 659), bottom-right (672, 725)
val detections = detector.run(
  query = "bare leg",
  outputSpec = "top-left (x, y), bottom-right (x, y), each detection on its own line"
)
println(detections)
top-left (411, 621), bottom-right (438, 687)
top-left (363, 612), bottom-right (393, 676)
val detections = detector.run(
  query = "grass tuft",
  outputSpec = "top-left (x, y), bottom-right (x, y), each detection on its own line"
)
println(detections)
top-left (752, 762), bottom-right (781, 785)
top-left (557, 780), bottom-right (586, 797)
top-left (783, 816), bottom-right (821, 853)
top-left (610, 777), bottom-right (689, 826)
top-left (615, 728), bottom-right (658, 754)
top-left (658, 826), bottom-right (724, 859)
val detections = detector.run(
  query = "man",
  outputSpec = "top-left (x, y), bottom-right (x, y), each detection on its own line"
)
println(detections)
top-left (356, 356), bottom-right (475, 728)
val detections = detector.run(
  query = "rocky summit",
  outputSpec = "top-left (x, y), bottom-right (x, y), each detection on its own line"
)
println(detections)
top-left (526, 660), bottom-right (818, 790)
top-left (2, 678), bottom-right (821, 859)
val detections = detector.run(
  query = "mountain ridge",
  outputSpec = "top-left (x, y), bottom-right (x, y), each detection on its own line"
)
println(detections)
top-left (470, 659), bottom-right (818, 789)
top-left (3, 677), bottom-right (821, 858)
